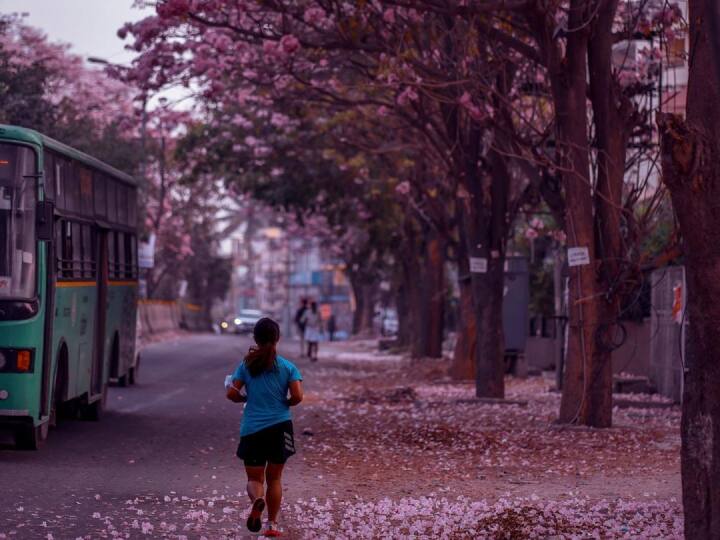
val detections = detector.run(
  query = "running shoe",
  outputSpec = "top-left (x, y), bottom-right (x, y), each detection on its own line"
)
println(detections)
top-left (263, 522), bottom-right (283, 537)
top-left (246, 497), bottom-right (265, 533)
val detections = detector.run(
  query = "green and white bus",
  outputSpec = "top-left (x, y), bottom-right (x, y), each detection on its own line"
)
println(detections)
top-left (0, 125), bottom-right (139, 449)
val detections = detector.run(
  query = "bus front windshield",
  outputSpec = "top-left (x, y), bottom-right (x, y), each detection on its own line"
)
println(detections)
top-left (0, 144), bottom-right (36, 300)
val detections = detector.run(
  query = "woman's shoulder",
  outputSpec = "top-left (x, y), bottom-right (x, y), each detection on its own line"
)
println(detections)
top-left (277, 355), bottom-right (302, 381)
top-left (233, 361), bottom-right (247, 375)
top-left (276, 355), bottom-right (297, 369)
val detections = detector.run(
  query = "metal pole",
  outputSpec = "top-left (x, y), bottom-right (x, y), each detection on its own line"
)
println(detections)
top-left (554, 246), bottom-right (565, 391)
top-left (139, 94), bottom-right (147, 181)
top-left (285, 236), bottom-right (292, 338)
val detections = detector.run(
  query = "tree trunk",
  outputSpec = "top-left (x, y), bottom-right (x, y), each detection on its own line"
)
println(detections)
top-left (360, 282), bottom-right (377, 334)
top-left (544, 3), bottom-right (608, 426)
top-left (349, 272), bottom-right (375, 335)
top-left (395, 278), bottom-right (411, 348)
top-left (583, 0), bottom-right (625, 428)
top-left (659, 3), bottom-right (720, 534)
top-left (351, 283), bottom-right (364, 335)
top-left (450, 255), bottom-right (477, 380)
top-left (401, 216), bottom-right (445, 359)
top-left (421, 230), bottom-right (445, 358)
top-left (457, 150), bottom-right (509, 398)
top-left (401, 225), bottom-right (427, 358)
top-left (472, 259), bottom-right (506, 397)
top-left (408, 272), bottom-right (426, 358)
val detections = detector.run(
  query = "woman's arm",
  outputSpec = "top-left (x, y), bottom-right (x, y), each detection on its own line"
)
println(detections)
top-left (226, 379), bottom-right (246, 403)
top-left (287, 380), bottom-right (303, 406)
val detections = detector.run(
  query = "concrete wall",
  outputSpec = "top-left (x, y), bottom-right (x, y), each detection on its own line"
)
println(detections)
top-left (525, 264), bottom-right (686, 404)
top-left (612, 319), bottom-right (651, 377)
top-left (526, 336), bottom-right (556, 371)
top-left (137, 300), bottom-right (208, 341)
top-left (526, 319), bottom-right (652, 377)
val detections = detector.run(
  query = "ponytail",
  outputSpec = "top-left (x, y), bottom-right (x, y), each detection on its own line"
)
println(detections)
top-left (244, 317), bottom-right (281, 377)
top-left (244, 342), bottom-right (277, 377)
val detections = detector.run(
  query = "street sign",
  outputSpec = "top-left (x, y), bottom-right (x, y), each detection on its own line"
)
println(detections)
top-left (567, 247), bottom-right (590, 267)
top-left (138, 233), bottom-right (156, 269)
top-left (469, 257), bottom-right (487, 273)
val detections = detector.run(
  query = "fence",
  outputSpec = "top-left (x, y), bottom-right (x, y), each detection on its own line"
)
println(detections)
top-left (649, 266), bottom-right (686, 402)
top-left (524, 265), bottom-right (686, 402)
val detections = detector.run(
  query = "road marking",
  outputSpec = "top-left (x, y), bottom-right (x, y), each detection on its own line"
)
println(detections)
top-left (115, 388), bottom-right (185, 413)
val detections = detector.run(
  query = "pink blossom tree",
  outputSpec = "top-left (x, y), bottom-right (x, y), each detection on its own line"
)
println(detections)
top-left (120, 0), bottom-right (679, 409)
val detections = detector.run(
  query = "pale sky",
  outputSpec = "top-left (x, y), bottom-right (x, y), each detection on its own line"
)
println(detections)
top-left (0, 1), bottom-right (191, 107)
top-left (0, 0), bottom-right (151, 66)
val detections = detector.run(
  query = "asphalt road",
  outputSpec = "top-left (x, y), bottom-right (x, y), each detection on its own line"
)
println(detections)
top-left (0, 334), bottom-right (311, 539)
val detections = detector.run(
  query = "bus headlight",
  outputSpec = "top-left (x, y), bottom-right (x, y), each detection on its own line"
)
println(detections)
top-left (0, 389), bottom-right (8, 400)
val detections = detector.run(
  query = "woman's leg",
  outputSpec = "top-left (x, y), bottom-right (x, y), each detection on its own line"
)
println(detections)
top-left (265, 462), bottom-right (285, 522)
top-left (245, 465), bottom-right (267, 532)
top-left (245, 465), bottom-right (265, 502)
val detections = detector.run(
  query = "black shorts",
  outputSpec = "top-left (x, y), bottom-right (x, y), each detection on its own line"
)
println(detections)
top-left (236, 420), bottom-right (296, 466)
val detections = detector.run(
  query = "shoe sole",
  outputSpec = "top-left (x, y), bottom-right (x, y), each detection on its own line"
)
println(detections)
top-left (246, 498), bottom-right (265, 532)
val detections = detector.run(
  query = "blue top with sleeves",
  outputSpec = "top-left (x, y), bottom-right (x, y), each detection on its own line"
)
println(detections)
top-left (232, 355), bottom-right (303, 437)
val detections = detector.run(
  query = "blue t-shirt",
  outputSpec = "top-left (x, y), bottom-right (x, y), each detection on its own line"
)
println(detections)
top-left (232, 355), bottom-right (302, 437)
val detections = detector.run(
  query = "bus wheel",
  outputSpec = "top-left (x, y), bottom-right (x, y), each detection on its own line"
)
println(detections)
top-left (79, 386), bottom-right (106, 421)
top-left (129, 354), bottom-right (140, 385)
top-left (15, 422), bottom-right (49, 450)
top-left (110, 335), bottom-right (127, 387)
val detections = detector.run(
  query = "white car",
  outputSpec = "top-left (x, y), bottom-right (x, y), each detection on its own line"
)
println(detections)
top-left (223, 309), bottom-right (264, 334)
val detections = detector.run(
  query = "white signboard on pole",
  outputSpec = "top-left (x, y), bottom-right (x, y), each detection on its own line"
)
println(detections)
top-left (469, 257), bottom-right (488, 273)
top-left (567, 247), bottom-right (590, 267)
top-left (138, 233), bottom-right (156, 269)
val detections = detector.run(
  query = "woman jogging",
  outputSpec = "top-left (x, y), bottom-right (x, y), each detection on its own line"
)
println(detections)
top-left (226, 318), bottom-right (303, 537)
top-left (304, 301), bottom-right (323, 362)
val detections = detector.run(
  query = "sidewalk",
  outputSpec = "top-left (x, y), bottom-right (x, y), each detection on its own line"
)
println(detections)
top-left (277, 338), bottom-right (682, 538)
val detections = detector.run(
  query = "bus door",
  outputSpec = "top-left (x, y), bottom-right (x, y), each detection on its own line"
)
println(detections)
top-left (91, 227), bottom-right (108, 396)
top-left (40, 229), bottom-right (56, 417)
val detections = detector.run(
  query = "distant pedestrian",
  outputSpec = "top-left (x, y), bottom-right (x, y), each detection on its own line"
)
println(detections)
top-left (226, 317), bottom-right (304, 537)
top-left (294, 298), bottom-right (308, 358)
top-left (304, 301), bottom-right (323, 362)
top-left (327, 313), bottom-right (336, 342)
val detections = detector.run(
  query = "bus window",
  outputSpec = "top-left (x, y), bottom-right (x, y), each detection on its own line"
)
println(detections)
top-left (82, 225), bottom-right (93, 279)
top-left (123, 233), bottom-right (134, 278)
top-left (79, 167), bottom-right (93, 216)
top-left (57, 220), bottom-right (73, 279)
top-left (108, 230), bottom-right (116, 280)
top-left (65, 163), bottom-right (80, 214)
top-left (94, 173), bottom-right (106, 218)
top-left (130, 234), bottom-right (137, 279)
top-left (107, 181), bottom-right (117, 223)
top-left (54, 161), bottom-right (63, 208)
top-left (0, 144), bottom-right (37, 298)
top-left (116, 231), bottom-right (126, 279)
top-left (118, 184), bottom-right (128, 225)
top-left (128, 188), bottom-right (137, 228)
top-left (72, 222), bottom-right (82, 277)
top-left (55, 219), bottom-right (63, 277)
top-left (43, 152), bottom-right (54, 201)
